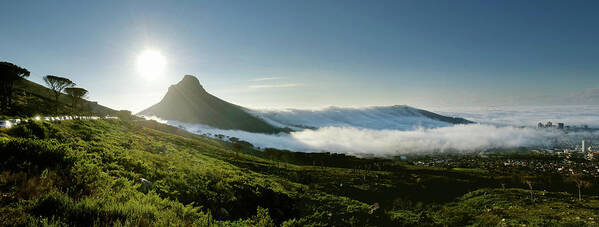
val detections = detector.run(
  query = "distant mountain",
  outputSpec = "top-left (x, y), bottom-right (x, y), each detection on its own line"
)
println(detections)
top-left (140, 75), bottom-right (473, 133)
top-left (138, 75), bottom-right (285, 133)
top-left (251, 105), bottom-right (474, 131)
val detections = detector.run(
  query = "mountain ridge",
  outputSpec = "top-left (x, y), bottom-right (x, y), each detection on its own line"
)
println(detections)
top-left (249, 105), bottom-right (474, 131)
top-left (140, 75), bottom-right (473, 133)
top-left (139, 75), bottom-right (286, 133)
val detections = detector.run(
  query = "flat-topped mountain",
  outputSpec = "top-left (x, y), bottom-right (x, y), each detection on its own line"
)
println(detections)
top-left (251, 105), bottom-right (473, 130)
top-left (139, 75), bottom-right (284, 133)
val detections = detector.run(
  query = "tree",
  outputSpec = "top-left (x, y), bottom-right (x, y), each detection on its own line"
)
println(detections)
top-left (43, 75), bottom-right (75, 113)
top-left (520, 174), bottom-right (535, 203)
top-left (0, 62), bottom-right (30, 112)
top-left (64, 87), bottom-right (88, 113)
top-left (116, 110), bottom-right (133, 120)
top-left (229, 137), bottom-right (242, 157)
top-left (569, 174), bottom-right (592, 201)
top-left (233, 142), bottom-right (243, 158)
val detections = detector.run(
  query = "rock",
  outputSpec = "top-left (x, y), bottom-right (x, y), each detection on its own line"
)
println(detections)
top-left (139, 178), bottom-right (152, 193)
top-left (369, 203), bottom-right (380, 215)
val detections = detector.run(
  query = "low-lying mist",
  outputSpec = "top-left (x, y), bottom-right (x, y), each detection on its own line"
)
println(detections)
top-left (151, 121), bottom-right (596, 157)
top-left (290, 124), bottom-right (592, 156)
top-left (141, 105), bottom-right (599, 157)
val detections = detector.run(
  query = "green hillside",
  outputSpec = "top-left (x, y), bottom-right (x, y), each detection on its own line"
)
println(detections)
top-left (2, 74), bottom-right (598, 226)
top-left (139, 75), bottom-right (287, 134)
top-left (5, 78), bottom-right (118, 117)
top-left (0, 119), bottom-right (376, 226)
top-left (2, 118), bottom-right (599, 226)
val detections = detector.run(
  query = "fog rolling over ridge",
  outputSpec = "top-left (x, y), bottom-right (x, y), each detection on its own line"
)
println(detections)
top-left (140, 75), bottom-right (599, 156)
top-left (249, 105), bottom-right (472, 130)
top-left (150, 107), bottom-right (597, 156)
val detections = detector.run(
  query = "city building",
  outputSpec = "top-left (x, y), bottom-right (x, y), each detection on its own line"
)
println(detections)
top-left (558, 123), bottom-right (564, 129)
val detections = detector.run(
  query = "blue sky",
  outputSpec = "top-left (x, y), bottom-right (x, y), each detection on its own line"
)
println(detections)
top-left (1, 0), bottom-right (598, 112)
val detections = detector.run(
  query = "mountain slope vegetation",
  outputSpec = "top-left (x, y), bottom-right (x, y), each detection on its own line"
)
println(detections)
top-left (6, 78), bottom-right (118, 117)
top-left (0, 119), bottom-right (377, 226)
top-left (2, 118), bottom-right (598, 226)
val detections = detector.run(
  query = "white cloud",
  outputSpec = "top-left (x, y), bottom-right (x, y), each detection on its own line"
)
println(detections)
top-left (289, 125), bottom-right (590, 155)
top-left (164, 120), bottom-right (596, 157)
top-left (249, 77), bottom-right (283, 81)
top-left (249, 105), bottom-right (452, 130)
top-left (146, 105), bottom-right (599, 156)
top-left (248, 83), bottom-right (303, 89)
top-left (430, 105), bottom-right (599, 127)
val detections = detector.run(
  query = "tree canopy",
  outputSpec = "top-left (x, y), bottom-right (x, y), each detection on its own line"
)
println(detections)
top-left (0, 61), bottom-right (30, 111)
top-left (43, 75), bottom-right (75, 113)
top-left (65, 87), bottom-right (88, 112)
top-left (64, 87), bottom-right (88, 99)
top-left (0, 62), bottom-right (30, 81)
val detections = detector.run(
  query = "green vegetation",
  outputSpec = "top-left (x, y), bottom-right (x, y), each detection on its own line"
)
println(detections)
top-left (43, 75), bottom-right (75, 114)
top-left (388, 188), bottom-right (599, 226)
top-left (0, 119), bottom-right (376, 226)
top-left (2, 61), bottom-right (599, 226)
top-left (64, 87), bottom-right (88, 113)
top-left (451, 167), bottom-right (489, 174)
top-left (5, 77), bottom-right (120, 118)
top-left (0, 61), bottom-right (30, 113)
top-left (0, 61), bottom-right (118, 117)
top-left (3, 119), bottom-right (599, 226)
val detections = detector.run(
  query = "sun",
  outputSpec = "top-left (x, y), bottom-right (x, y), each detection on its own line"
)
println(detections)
top-left (136, 50), bottom-right (166, 79)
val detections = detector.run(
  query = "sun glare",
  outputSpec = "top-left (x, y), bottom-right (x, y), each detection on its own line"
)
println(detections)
top-left (136, 50), bottom-right (166, 80)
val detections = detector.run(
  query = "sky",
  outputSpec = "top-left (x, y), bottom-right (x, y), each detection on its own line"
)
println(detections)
top-left (1, 0), bottom-right (598, 112)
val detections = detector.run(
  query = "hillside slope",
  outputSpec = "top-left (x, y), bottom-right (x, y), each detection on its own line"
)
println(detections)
top-left (6, 79), bottom-right (118, 116)
top-left (139, 75), bottom-right (285, 134)
top-left (2, 119), bottom-right (597, 226)
top-left (0, 119), bottom-right (376, 226)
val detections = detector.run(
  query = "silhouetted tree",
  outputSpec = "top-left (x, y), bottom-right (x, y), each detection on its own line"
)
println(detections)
top-left (233, 142), bottom-right (242, 158)
top-left (43, 75), bottom-right (75, 113)
top-left (229, 137), bottom-right (242, 157)
top-left (64, 87), bottom-right (88, 113)
top-left (520, 174), bottom-right (535, 202)
top-left (0, 62), bottom-right (30, 112)
top-left (115, 110), bottom-right (134, 121)
top-left (569, 174), bottom-right (592, 201)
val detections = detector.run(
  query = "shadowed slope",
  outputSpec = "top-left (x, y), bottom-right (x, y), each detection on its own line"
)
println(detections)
top-left (139, 75), bottom-right (284, 133)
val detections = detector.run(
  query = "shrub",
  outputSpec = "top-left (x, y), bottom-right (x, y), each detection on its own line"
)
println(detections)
top-left (7, 121), bottom-right (48, 139)
top-left (30, 191), bottom-right (73, 218)
top-left (0, 138), bottom-right (74, 172)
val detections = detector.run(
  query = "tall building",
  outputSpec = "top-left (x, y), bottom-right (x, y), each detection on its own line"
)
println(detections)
top-left (582, 140), bottom-right (587, 153)
top-left (558, 123), bottom-right (564, 129)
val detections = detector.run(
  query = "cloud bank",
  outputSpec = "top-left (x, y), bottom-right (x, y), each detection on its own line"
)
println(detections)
top-left (249, 105), bottom-right (453, 130)
top-left (143, 105), bottom-right (599, 156)
top-left (289, 125), bottom-right (592, 155)
top-left (430, 105), bottom-right (599, 127)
